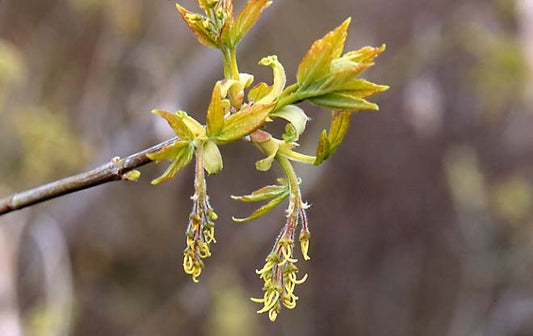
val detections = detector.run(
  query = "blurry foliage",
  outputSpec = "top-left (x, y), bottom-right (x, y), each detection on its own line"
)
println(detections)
top-left (12, 107), bottom-right (87, 186)
top-left (463, 13), bottom-right (528, 121)
top-left (445, 146), bottom-right (487, 211)
top-left (206, 269), bottom-right (259, 336)
top-left (68, 0), bottom-right (143, 37)
top-left (0, 40), bottom-right (26, 87)
top-left (0, 39), bottom-right (27, 112)
top-left (491, 176), bottom-right (533, 224)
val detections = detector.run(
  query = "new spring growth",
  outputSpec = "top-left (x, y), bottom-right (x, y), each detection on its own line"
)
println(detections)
top-left (248, 157), bottom-right (311, 321)
top-left (183, 143), bottom-right (218, 282)
top-left (148, 0), bottom-right (388, 321)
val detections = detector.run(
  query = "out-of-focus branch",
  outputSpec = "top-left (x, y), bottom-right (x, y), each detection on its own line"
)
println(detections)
top-left (0, 137), bottom-right (179, 216)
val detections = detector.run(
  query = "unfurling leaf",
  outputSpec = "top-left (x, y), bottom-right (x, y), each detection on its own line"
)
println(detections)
top-left (147, 141), bottom-right (191, 162)
top-left (248, 82), bottom-right (271, 102)
top-left (257, 56), bottom-right (287, 104)
top-left (270, 105), bottom-right (309, 141)
top-left (150, 144), bottom-right (194, 184)
top-left (216, 102), bottom-right (275, 143)
top-left (309, 92), bottom-right (379, 111)
top-left (255, 151), bottom-right (276, 171)
top-left (327, 111), bottom-right (352, 151)
top-left (313, 111), bottom-right (352, 166)
top-left (314, 130), bottom-right (330, 166)
top-left (202, 140), bottom-right (223, 175)
top-left (297, 18), bottom-right (351, 90)
top-left (230, 0), bottom-right (272, 46)
top-left (206, 82), bottom-right (228, 137)
top-left (177, 111), bottom-right (206, 137)
top-left (232, 192), bottom-right (288, 222)
top-left (343, 44), bottom-right (387, 64)
top-left (340, 79), bottom-right (390, 99)
top-left (232, 182), bottom-right (290, 222)
top-left (152, 110), bottom-right (194, 141)
top-left (231, 184), bottom-right (287, 202)
top-left (176, 4), bottom-right (218, 48)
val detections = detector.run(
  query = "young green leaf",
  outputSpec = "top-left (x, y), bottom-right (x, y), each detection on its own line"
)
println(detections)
top-left (309, 92), bottom-right (379, 111)
top-left (339, 79), bottom-right (390, 99)
top-left (216, 102), bottom-right (275, 143)
top-left (230, 0), bottom-right (272, 46)
top-left (202, 140), bottom-right (223, 175)
top-left (270, 105), bottom-right (309, 140)
top-left (176, 111), bottom-right (206, 138)
top-left (314, 65), bottom-right (369, 94)
top-left (206, 82), bottom-right (227, 137)
top-left (282, 124), bottom-right (298, 143)
top-left (146, 140), bottom-right (191, 162)
top-left (248, 82), bottom-right (271, 102)
top-left (175, 4), bottom-right (218, 48)
top-left (314, 130), bottom-right (330, 166)
top-left (255, 151), bottom-right (276, 171)
top-left (256, 56), bottom-right (286, 104)
top-left (231, 184), bottom-right (287, 202)
top-left (327, 111), bottom-right (351, 152)
top-left (151, 144), bottom-right (194, 184)
top-left (232, 190), bottom-right (289, 222)
top-left (297, 18), bottom-right (351, 90)
top-left (152, 109), bottom-right (194, 141)
top-left (313, 111), bottom-right (352, 165)
top-left (197, 0), bottom-right (209, 11)
top-left (343, 44), bottom-right (386, 64)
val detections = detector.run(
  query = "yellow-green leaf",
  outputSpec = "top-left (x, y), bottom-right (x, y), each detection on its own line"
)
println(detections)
top-left (316, 65), bottom-right (369, 93)
top-left (232, 191), bottom-right (289, 222)
top-left (270, 105), bottom-right (308, 140)
top-left (202, 140), bottom-right (223, 174)
top-left (176, 111), bottom-right (206, 138)
top-left (151, 145), bottom-right (194, 184)
top-left (313, 111), bottom-right (352, 166)
top-left (255, 151), bottom-right (276, 171)
top-left (146, 140), bottom-right (191, 162)
top-left (206, 82), bottom-right (227, 137)
top-left (257, 55), bottom-right (286, 104)
top-left (297, 18), bottom-right (351, 90)
top-left (314, 129), bottom-right (330, 166)
top-left (340, 79), bottom-right (390, 99)
top-left (248, 82), bottom-right (271, 102)
top-left (176, 4), bottom-right (219, 48)
top-left (309, 92), bottom-right (379, 111)
top-left (231, 184), bottom-right (287, 202)
top-left (230, 0), bottom-right (272, 46)
top-left (343, 44), bottom-right (386, 64)
top-left (152, 109), bottom-right (194, 140)
top-left (216, 102), bottom-right (275, 143)
top-left (327, 111), bottom-right (351, 151)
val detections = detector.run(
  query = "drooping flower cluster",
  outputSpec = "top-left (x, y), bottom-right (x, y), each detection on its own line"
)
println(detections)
top-left (182, 145), bottom-right (218, 282)
top-left (250, 176), bottom-right (311, 321)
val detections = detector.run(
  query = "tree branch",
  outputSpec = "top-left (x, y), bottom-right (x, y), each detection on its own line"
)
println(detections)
top-left (0, 137), bottom-right (179, 216)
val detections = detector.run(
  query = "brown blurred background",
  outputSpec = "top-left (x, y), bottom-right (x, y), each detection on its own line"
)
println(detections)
top-left (2, 0), bottom-right (533, 335)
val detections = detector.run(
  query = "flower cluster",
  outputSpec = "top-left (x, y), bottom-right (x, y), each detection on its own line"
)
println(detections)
top-left (251, 182), bottom-right (310, 321)
top-left (147, 0), bottom-right (388, 322)
top-left (182, 146), bottom-right (218, 282)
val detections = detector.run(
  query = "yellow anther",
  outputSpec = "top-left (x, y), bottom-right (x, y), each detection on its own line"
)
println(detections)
top-left (268, 308), bottom-right (278, 322)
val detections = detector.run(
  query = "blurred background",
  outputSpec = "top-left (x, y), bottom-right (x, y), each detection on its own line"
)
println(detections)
top-left (1, 0), bottom-right (533, 335)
